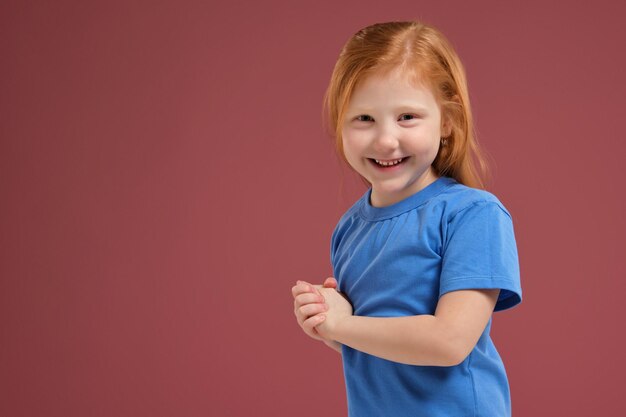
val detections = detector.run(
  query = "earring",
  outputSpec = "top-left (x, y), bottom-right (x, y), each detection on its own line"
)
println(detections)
top-left (440, 137), bottom-right (448, 146)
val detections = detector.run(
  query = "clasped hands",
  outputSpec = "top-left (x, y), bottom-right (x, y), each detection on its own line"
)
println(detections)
top-left (291, 277), bottom-right (353, 342)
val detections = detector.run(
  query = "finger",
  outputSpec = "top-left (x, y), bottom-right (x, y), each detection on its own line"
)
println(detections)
top-left (291, 283), bottom-right (306, 298)
top-left (294, 292), bottom-right (325, 309)
top-left (323, 277), bottom-right (338, 289)
top-left (302, 324), bottom-right (323, 341)
top-left (303, 313), bottom-right (326, 333)
top-left (291, 282), bottom-right (321, 298)
top-left (303, 329), bottom-right (323, 341)
top-left (295, 302), bottom-right (328, 323)
top-left (295, 307), bottom-right (326, 341)
top-left (294, 312), bottom-right (324, 341)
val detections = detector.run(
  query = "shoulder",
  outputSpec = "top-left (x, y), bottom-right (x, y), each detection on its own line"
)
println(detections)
top-left (330, 190), bottom-right (368, 247)
top-left (436, 182), bottom-right (522, 312)
top-left (434, 180), bottom-right (513, 223)
top-left (333, 189), bottom-right (369, 228)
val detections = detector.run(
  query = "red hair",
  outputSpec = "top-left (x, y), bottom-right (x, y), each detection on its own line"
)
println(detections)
top-left (322, 21), bottom-right (492, 189)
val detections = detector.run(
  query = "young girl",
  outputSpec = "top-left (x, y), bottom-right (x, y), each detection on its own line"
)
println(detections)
top-left (291, 21), bottom-right (522, 416)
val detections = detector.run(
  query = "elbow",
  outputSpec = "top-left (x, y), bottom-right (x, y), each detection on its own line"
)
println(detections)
top-left (440, 347), bottom-right (470, 367)
top-left (436, 338), bottom-right (474, 367)
top-left (432, 321), bottom-right (476, 367)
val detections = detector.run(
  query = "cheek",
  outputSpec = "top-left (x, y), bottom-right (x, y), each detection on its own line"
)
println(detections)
top-left (341, 136), bottom-right (367, 172)
top-left (341, 133), bottom-right (364, 158)
top-left (405, 126), bottom-right (441, 152)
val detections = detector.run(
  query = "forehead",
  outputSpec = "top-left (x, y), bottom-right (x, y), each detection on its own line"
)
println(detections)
top-left (348, 67), bottom-right (439, 110)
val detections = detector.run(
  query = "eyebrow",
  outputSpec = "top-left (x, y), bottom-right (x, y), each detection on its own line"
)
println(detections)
top-left (347, 105), bottom-right (429, 114)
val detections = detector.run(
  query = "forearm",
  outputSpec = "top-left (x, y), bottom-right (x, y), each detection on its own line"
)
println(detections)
top-left (328, 315), bottom-right (461, 366)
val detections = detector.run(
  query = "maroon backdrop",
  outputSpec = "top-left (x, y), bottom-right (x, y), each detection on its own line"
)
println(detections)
top-left (2, 0), bottom-right (625, 415)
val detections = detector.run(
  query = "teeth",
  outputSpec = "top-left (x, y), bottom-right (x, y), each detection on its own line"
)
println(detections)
top-left (374, 158), bottom-right (403, 166)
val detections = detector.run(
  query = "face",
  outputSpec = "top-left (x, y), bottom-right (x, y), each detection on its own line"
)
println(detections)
top-left (341, 68), bottom-right (447, 207)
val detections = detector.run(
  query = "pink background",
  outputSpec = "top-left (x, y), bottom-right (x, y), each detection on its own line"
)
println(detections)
top-left (2, 0), bottom-right (625, 415)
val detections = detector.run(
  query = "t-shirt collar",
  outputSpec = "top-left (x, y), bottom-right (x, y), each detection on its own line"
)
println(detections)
top-left (359, 176), bottom-right (457, 221)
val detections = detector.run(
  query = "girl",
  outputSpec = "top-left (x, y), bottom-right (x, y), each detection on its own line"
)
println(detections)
top-left (291, 21), bottom-right (522, 416)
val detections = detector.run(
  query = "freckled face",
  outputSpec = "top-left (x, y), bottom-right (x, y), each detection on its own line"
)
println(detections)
top-left (341, 68), bottom-right (446, 207)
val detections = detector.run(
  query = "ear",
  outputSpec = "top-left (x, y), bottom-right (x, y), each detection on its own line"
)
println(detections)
top-left (441, 115), bottom-right (452, 138)
top-left (441, 118), bottom-right (452, 138)
top-left (440, 95), bottom-right (460, 137)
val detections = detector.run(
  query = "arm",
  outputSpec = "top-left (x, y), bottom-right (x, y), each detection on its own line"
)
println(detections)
top-left (314, 288), bottom-right (499, 366)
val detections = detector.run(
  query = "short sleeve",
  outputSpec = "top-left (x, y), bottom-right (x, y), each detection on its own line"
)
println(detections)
top-left (439, 201), bottom-right (522, 311)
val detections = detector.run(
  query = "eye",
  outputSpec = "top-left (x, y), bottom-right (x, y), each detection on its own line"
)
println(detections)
top-left (399, 114), bottom-right (417, 121)
top-left (356, 115), bottom-right (374, 122)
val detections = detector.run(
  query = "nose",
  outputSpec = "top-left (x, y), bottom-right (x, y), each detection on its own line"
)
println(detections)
top-left (372, 123), bottom-right (400, 154)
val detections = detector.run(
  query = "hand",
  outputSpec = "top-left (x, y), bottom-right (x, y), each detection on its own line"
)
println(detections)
top-left (292, 278), bottom-right (338, 342)
top-left (313, 287), bottom-right (353, 340)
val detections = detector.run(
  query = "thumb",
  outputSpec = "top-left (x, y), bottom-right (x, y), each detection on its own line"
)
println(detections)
top-left (323, 277), bottom-right (338, 289)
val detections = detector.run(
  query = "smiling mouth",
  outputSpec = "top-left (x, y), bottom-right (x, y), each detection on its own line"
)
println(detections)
top-left (370, 157), bottom-right (407, 167)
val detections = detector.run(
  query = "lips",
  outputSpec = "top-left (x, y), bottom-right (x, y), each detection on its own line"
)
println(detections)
top-left (371, 157), bottom-right (407, 167)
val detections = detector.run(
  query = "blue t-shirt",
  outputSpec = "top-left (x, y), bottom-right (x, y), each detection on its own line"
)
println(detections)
top-left (331, 175), bottom-right (522, 417)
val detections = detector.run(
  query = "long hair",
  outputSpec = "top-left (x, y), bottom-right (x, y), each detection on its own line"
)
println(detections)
top-left (322, 21), bottom-right (491, 189)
